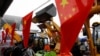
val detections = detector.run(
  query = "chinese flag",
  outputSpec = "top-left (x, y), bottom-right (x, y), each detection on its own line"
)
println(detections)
top-left (4, 28), bottom-right (9, 43)
top-left (2, 31), bottom-right (5, 44)
top-left (10, 23), bottom-right (16, 45)
top-left (22, 11), bottom-right (33, 48)
top-left (55, 0), bottom-right (94, 55)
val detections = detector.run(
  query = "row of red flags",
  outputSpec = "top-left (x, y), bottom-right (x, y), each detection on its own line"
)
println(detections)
top-left (2, 23), bottom-right (16, 45)
top-left (1, 0), bottom-right (94, 56)
top-left (1, 12), bottom-right (33, 48)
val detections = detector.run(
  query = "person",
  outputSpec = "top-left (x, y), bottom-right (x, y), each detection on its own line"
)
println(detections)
top-left (11, 47), bottom-right (23, 56)
top-left (71, 42), bottom-right (82, 56)
top-left (3, 47), bottom-right (13, 56)
top-left (23, 38), bottom-right (35, 56)
top-left (54, 42), bottom-right (60, 54)
top-left (80, 42), bottom-right (86, 55)
top-left (44, 44), bottom-right (50, 52)
top-left (25, 47), bottom-right (35, 56)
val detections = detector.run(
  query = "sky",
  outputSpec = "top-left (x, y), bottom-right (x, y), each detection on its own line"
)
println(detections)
top-left (4, 0), bottom-right (60, 32)
top-left (4, 0), bottom-right (100, 28)
top-left (4, 0), bottom-right (60, 24)
top-left (3, 0), bottom-right (100, 37)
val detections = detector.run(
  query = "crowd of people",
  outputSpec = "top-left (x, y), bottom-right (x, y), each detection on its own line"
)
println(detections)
top-left (0, 36), bottom-right (60, 56)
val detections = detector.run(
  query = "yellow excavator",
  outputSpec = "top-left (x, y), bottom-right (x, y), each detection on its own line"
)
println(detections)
top-left (3, 23), bottom-right (22, 42)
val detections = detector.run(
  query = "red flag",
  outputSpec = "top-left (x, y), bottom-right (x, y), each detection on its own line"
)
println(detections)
top-left (4, 28), bottom-right (9, 43)
top-left (22, 11), bottom-right (33, 48)
top-left (10, 23), bottom-right (16, 45)
top-left (55, 0), bottom-right (94, 55)
top-left (2, 31), bottom-right (5, 44)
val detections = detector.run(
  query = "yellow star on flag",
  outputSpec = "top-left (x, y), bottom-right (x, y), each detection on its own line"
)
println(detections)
top-left (60, 0), bottom-right (69, 8)
top-left (24, 20), bottom-right (26, 25)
